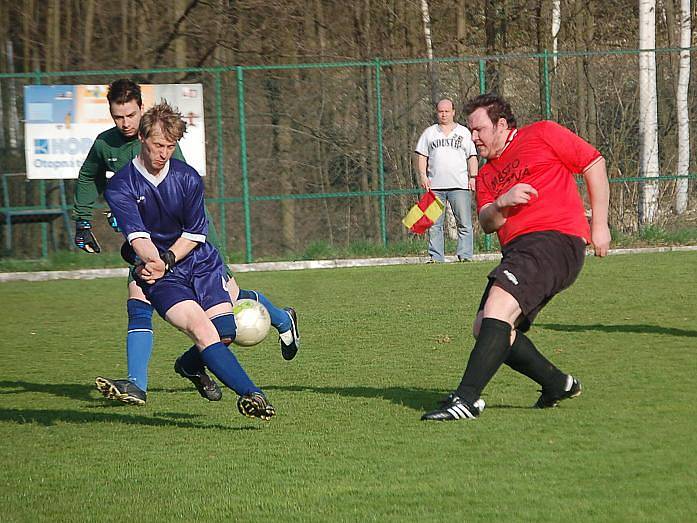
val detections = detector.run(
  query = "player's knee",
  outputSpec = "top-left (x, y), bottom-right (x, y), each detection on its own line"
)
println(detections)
top-left (237, 289), bottom-right (259, 302)
top-left (127, 299), bottom-right (154, 329)
top-left (127, 281), bottom-right (148, 301)
top-left (211, 313), bottom-right (237, 346)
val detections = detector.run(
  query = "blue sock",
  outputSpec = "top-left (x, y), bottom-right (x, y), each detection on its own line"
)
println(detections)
top-left (211, 313), bottom-right (236, 345)
top-left (199, 342), bottom-right (260, 396)
top-left (238, 289), bottom-right (290, 333)
top-left (126, 299), bottom-right (154, 391)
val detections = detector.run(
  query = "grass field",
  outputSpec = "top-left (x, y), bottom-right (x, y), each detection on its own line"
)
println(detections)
top-left (1, 252), bottom-right (695, 522)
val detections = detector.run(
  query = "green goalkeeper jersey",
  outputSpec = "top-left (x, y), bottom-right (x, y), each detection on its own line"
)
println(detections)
top-left (72, 126), bottom-right (185, 221)
top-left (72, 126), bottom-right (227, 262)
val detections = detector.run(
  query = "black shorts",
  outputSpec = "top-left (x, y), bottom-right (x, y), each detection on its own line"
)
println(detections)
top-left (477, 231), bottom-right (587, 332)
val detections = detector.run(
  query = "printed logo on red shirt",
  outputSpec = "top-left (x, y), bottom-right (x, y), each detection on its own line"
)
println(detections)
top-left (490, 158), bottom-right (530, 194)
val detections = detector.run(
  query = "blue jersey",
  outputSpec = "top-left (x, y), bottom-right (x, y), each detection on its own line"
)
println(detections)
top-left (105, 158), bottom-right (209, 252)
top-left (105, 158), bottom-right (229, 316)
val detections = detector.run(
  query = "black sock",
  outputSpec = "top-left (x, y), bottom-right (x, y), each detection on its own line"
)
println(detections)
top-left (506, 331), bottom-right (567, 391)
top-left (178, 345), bottom-right (205, 373)
top-left (455, 318), bottom-right (512, 404)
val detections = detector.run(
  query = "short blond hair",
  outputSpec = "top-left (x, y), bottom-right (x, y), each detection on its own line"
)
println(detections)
top-left (139, 100), bottom-right (187, 141)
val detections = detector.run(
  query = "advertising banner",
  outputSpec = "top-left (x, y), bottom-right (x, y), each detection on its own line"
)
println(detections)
top-left (24, 84), bottom-right (206, 179)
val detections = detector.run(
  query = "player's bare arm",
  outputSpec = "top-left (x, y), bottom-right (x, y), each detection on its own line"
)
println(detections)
top-left (131, 237), bottom-right (166, 283)
top-left (415, 154), bottom-right (430, 190)
top-left (467, 155), bottom-right (478, 191)
top-left (479, 183), bottom-right (539, 233)
top-left (134, 237), bottom-right (200, 283)
top-left (582, 157), bottom-right (611, 257)
top-left (164, 237), bottom-right (199, 266)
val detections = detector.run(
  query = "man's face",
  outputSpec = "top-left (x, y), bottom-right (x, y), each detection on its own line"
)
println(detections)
top-left (467, 107), bottom-right (508, 159)
top-left (110, 100), bottom-right (142, 138)
top-left (436, 100), bottom-right (455, 126)
top-left (139, 125), bottom-right (177, 174)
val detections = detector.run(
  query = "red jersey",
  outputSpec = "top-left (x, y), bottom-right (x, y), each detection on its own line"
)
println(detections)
top-left (476, 120), bottom-right (601, 246)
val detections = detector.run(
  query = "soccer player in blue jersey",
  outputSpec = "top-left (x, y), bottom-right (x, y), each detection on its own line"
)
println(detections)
top-left (89, 80), bottom-right (299, 407)
top-left (104, 101), bottom-right (279, 420)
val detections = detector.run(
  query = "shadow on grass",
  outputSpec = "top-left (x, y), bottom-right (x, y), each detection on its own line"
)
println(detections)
top-left (263, 384), bottom-right (529, 412)
top-left (0, 381), bottom-right (96, 401)
top-left (0, 407), bottom-right (259, 430)
top-left (265, 384), bottom-right (444, 411)
top-left (538, 323), bottom-right (697, 337)
top-left (0, 380), bottom-right (197, 402)
top-left (1, 381), bottom-right (532, 416)
top-left (0, 381), bottom-right (263, 430)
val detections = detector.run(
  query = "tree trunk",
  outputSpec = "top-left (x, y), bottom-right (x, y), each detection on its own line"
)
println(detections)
top-left (52, 1), bottom-right (61, 70)
top-left (536, 0), bottom-right (551, 117)
top-left (0, 76), bottom-right (4, 150)
top-left (638, 0), bottom-right (660, 225)
top-left (22, 0), bottom-right (34, 72)
top-left (570, 3), bottom-right (597, 143)
top-left (457, 0), bottom-right (468, 97)
top-left (309, 0), bottom-right (336, 244)
top-left (262, 26), bottom-right (297, 252)
top-left (83, 0), bottom-right (95, 64)
top-left (574, 2), bottom-right (588, 137)
top-left (279, 33), bottom-right (297, 252)
top-left (121, 0), bottom-right (130, 63)
top-left (45, 0), bottom-right (58, 71)
top-left (663, 0), bottom-right (678, 80)
top-left (136, 1), bottom-right (152, 69)
top-left (484, 0), bottom-right (506, 93)
top-left (353, 0), bottom-right (381, 242)
top-left (175, 0), bottom-right (187, 68)
top-left (584, 5), bottom-right (597, 144)
top-left (6, 40), bottom-right (19, 150)
top-left (390, 0), bottom-right (418, 240)
top-left (419, 0), bottom-right (440, 104)
top-left (675, 0), bottom-right (691, 214)
top-left (0, 6), bottom-right (6, 150)
top-left (552, 0), bottom-right (561, 69)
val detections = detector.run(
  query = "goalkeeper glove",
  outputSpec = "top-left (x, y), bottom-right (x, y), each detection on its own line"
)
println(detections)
top-left (161, 250), bottom-right (176, 273)
top-left (105, 211), bottom-right (121, 232)
top-left (74, 220), bottom-right (101, 253)
top-left (122, 242), bottom-right (175, 274)
top-left (120, 241), bottom-right (141, 266)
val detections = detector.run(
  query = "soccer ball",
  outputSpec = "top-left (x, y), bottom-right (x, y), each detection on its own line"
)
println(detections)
top-left (232, 299), bottom-right (271, 347)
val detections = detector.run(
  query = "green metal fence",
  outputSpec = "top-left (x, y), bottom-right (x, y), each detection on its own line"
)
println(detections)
top-left (1, 47), bottom-right (695, 261)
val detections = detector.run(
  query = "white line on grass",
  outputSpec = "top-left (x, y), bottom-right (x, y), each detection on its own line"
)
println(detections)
top-left (1, 245), bottom-right (696, 282)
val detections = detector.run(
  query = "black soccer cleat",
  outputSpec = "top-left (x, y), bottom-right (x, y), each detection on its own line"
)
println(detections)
top-left (237, 392), bottom-right (276, 421)
top-left (534, 375), bottom-right (583, 409)
top-left (421, 394), bottom-right (485, 421)
top-left (174, 357), bottom-right (223, 401)
top-left (95, 376), bottom-right (146, 406)
top-left (279, 307), bottom-right (300, 361)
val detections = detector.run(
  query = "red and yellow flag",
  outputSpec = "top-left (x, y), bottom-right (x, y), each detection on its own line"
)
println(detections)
top-left (402, 190), bottom-right (444, 234)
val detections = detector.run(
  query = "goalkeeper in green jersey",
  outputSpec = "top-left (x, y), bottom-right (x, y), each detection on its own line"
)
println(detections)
top-left (74, 79), bottom-right (300, 406)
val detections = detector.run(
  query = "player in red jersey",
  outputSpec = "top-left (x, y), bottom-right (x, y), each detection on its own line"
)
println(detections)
top-left (422, 93), bottom-right (610, 421)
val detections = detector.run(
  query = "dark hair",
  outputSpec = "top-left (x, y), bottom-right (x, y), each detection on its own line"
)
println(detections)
top-left (107, 79), bottom-right (142, 106)
top-left (139, 100), bottom-right (186, 142)
top-left (463, 92), bottom-right (517, 128)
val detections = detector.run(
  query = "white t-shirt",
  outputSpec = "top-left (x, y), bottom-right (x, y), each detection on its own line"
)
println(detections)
top-left (414, 123), bottom-right (477, 189)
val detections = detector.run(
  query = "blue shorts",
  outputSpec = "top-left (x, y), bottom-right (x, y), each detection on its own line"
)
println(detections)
top-left (138, 246), bottom-right (231, 317)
